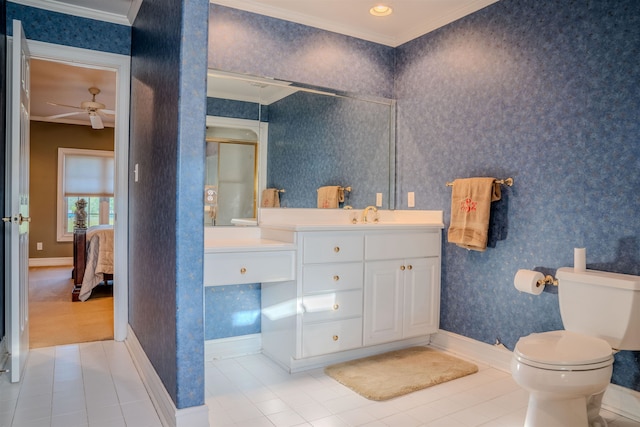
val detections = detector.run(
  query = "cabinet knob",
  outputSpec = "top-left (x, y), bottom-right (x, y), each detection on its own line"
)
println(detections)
top-left (333, 304), bottom-right (339, 310)
top-left (334, 246), bottom-right (340, 253)
top-left (333, 275), bottom-right (340, 281)
top-left (400, 265), bottom-right (406, 271)
top-left (240, 267), bottom-right (247, 274)
top-left (407, 265), bottom-right (413, 270)
top-left (332, 335), bottom-right (339, 341)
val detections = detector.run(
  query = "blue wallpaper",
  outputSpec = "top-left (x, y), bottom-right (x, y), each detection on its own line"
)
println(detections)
top-left (267, 91), bottom-right (392, 208)
top-left (130, 0), bottom-right (207, 409)
top-left (6, 2), bottom-right (130, 55)
top-left (208, 4), bottom-right (395, 99)
top-left (204, 284), bottom-right (261, 340)
top-left (208, 0), bottom-right (640, 393)
top-left (395, 0), bottom-right (640, 390)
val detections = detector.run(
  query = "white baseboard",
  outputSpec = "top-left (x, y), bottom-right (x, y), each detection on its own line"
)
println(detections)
top-left (125, 325), bottom-right (209, 427)
top-left (431, 329), bottom-right (640, 422)
top-left (205, 334), bottom-right (261, 361)
top-left (29, 257), bottom-right (73, 267)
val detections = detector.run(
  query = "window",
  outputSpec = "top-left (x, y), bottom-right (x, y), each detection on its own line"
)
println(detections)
top-left (57, 148), bottom-right (114, 242)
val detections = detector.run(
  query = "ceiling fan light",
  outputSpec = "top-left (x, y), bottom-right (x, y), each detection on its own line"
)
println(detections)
top-left (89, 112), bottom-right (104, 129)
top-left (370, 4), bottom-right (392, 17)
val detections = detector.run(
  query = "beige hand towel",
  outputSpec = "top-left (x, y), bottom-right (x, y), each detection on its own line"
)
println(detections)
top-left (317, 186), bottom-right (344, 209)
top-left (447, 178), bottom-right (501, 251)
top-left (261, 188), bottom-right (280, 207)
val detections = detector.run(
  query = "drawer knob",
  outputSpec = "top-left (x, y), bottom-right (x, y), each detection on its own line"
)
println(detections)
top-left (400, 265), bottom-right (406, 271)
top-left (333, 275), bottom-right (340, 281)
top-left (332, 335), bottom-right (339, 341)
top-left (407, 265), bottom-right (413, 270)
top-left (240, 267), bottom-right (247, 274)
top-left (333, 304), bottom-right (339, 310)
top-left (334, 246), bottom-right (340, 253)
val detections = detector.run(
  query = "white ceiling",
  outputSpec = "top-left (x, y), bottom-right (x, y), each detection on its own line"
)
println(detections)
top-left (210, 0), bottom-right (499, 47)
top-left (25, 0), bottom-right (499, 128)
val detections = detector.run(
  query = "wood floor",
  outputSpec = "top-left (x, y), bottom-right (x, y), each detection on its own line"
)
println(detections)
top-left (29, 266), bottom-right (113, 348)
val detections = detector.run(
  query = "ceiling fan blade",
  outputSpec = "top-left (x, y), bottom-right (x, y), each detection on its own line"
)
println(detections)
top-left (46, 111), bottom-right (84, 120)
top-left (89, 112), bottom-right (104, 129)
top-left (100, 109), bottom-right (115, 115)
top-left (46, 101), bottom-right (84, 110)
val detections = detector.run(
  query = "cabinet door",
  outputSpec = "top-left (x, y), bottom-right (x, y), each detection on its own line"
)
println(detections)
top-left (363, 260), bottom-right (403, 346)
top-left (403, 257), bottom-right (440, 337)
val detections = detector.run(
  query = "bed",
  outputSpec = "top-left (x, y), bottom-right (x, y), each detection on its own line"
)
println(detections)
top-left (72, 224), bottom-right (114, 301)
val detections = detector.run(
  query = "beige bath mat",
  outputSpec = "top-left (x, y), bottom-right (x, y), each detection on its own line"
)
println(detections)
top-left (324, 346), bottom-right (478, 401)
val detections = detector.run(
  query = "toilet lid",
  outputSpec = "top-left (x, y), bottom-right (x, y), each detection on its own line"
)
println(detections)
top-left (515, 331), bottom-right (613, 369)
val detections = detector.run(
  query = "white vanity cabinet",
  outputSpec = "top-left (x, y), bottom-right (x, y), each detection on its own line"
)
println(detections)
top-left (363, 231), bottom-right (441, 346)
top-left (260, 221), bottom-right (442, 372)
top-left (300, 233), bottom-right (364, 358)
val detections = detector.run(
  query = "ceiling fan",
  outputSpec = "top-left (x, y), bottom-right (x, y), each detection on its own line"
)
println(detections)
top-left (46, 86), bottom-right (115, 129)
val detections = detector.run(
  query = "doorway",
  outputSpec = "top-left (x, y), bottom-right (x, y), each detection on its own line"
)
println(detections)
top-left (21, 40), bottom-right (130, 344)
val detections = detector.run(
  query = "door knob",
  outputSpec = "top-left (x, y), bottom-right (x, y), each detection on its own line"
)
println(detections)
top-left (2, 216), bottom-right (11, 223)
top-left (17, 214), bottom-right (30, 225)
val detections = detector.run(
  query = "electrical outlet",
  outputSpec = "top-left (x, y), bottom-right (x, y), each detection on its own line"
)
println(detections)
top-left (376, 193), bottom-right (382, 207)
top-left (36, 242), bottom-right (43, 250)
top-left (408, 192), bottom-right (415, 208)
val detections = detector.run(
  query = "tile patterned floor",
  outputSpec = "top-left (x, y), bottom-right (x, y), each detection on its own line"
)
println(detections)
top-left (0, 341), bottom-right (161, 427)
top-left (3, 341), bottom-right (640, 426)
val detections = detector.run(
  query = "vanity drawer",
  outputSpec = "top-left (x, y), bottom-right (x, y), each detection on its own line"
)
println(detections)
top-left (303, 234), bottom-right (363, 264)
top-left (365, 231), bottom-right (440, 260)
top-left (302, 262), bottom-right (363, 293)
top-left (302, 318), bottom-right (362, 358)
top-left (302, 290), bottom-right (363, 323)
top-left (203, 251), bottom-right (295, 286)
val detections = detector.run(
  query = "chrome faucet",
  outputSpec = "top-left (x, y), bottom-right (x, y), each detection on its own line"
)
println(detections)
top-left (361, 206), bottom-right (378, 223)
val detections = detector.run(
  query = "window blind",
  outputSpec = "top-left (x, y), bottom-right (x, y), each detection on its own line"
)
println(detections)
top-left (63, 152), bottom-right (114, 196)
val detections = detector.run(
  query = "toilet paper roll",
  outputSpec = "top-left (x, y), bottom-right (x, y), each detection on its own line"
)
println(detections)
top-left (574, 248), bottom-right (586, 272)
top-left (514, 269), bottom-right (545, 295)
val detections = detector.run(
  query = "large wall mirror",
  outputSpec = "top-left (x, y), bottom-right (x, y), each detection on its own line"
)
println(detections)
top-left (205, 70), bottom-right (396, 226)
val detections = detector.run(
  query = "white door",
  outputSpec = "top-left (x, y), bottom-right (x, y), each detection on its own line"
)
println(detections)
top-left (4, 20), bottom-right (31, 383)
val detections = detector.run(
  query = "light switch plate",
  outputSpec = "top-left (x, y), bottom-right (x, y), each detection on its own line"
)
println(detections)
top-left (408, 192), bottom-right (415, 208)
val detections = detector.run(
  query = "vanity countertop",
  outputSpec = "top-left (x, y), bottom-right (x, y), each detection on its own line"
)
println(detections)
top-left (259, 223), bottom-right (443, 232)
top-left (205, 238), bottom-right (295, 253)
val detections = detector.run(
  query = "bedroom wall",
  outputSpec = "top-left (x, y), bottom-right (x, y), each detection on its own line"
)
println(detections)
top-left (29, 122), bottom-right (114, 259)
top-left (395, 0), bottom-right (640, 391)
top-left (129, 0), bottom-right (208, 409)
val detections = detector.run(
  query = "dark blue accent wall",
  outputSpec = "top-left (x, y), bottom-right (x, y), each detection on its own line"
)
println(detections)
top-left (6, 2), bottom-right (130, 55)
top-left (130, 0), bottom-right (208, 409)
top-left (395, 0), bottom-right (640, 390)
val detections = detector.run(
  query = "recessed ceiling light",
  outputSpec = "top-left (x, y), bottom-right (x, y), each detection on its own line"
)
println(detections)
top-left (370, 4), bottom-right (393, 17)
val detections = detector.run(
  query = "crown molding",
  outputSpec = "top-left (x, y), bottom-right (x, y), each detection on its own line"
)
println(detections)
top-left (9, 0), bottom-right (138, 26)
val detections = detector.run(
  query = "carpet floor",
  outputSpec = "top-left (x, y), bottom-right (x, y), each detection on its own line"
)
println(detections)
top-left (29, 266), bottom-right (113, 349)
top-left (324, 346), bottom-right (479, 401)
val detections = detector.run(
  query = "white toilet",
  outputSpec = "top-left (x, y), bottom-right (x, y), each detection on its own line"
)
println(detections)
top-left (511, 267), bottom-right (640, 427)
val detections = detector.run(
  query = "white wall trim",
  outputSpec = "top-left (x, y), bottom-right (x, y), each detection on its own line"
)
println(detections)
top-left (28, 257), bottom-right (72, 267)
top-left (125, 325), bottom-right (210, 427)
top-left (9, 0), bottom-right (134, 26)
top-left (431, 329), bottom-right (640, 422)
top-left (205, 334), bottom-right (262, 361)
top-left (24, 39), bottom-right (131, 342)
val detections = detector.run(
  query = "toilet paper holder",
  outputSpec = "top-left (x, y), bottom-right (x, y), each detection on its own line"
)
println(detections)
top-left (537, 275), bottom-right (558, 288)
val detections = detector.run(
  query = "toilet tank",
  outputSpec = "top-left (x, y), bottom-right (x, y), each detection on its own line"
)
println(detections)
top-left (556, 267), bottom-right (640, 350)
